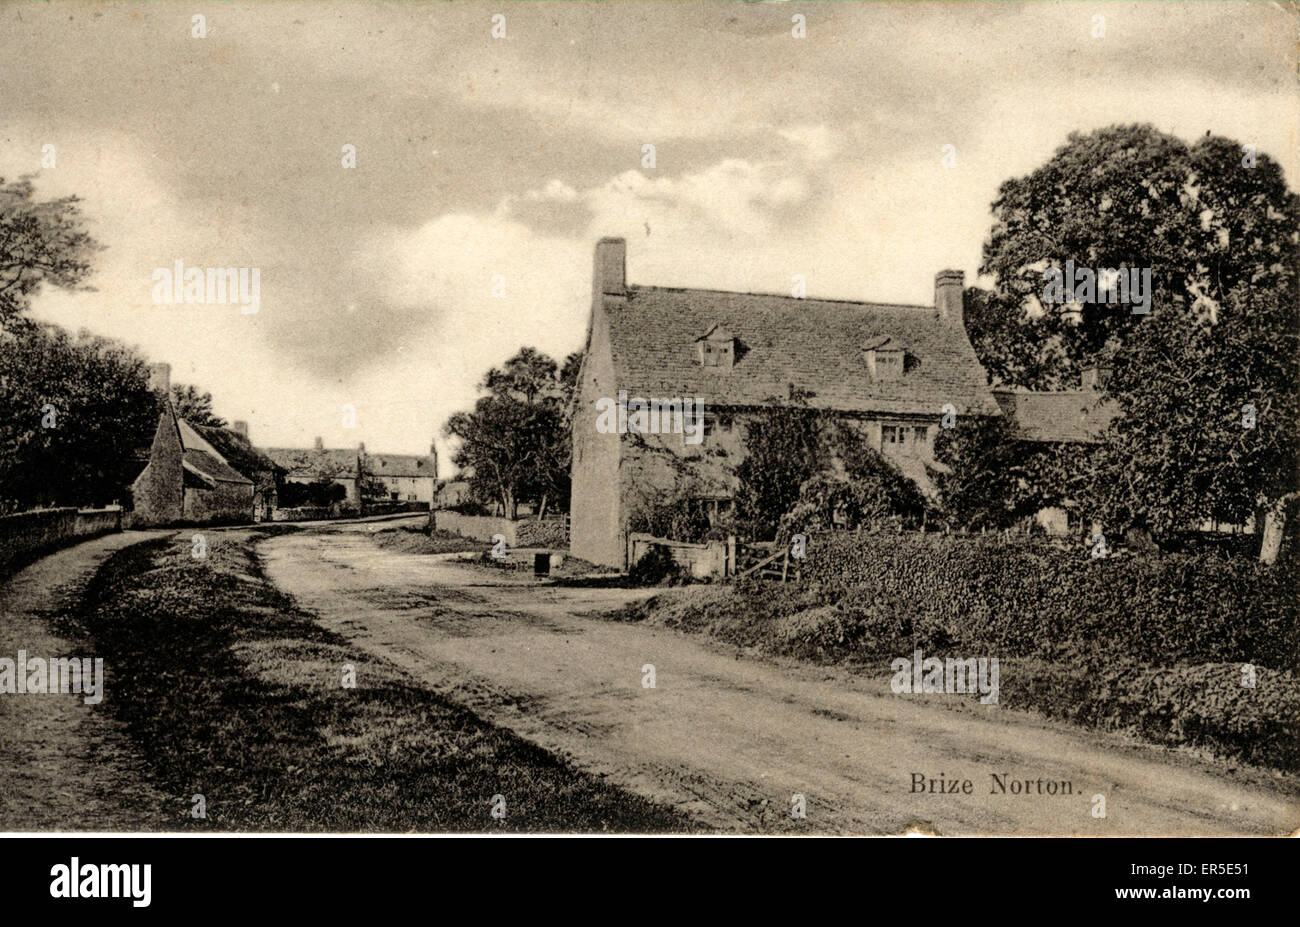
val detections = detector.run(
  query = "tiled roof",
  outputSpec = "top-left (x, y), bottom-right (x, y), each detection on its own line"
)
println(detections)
top-left (195, 426), bottom-right (279, 492)
top-left (992, 389), bottom-right (1118, 444)
top-left (177, 419), bottom-right (253, 485)
top-left (603, 285), bottom-right (1000, 417)
top-left (261, 447), bottom-right (359, 480)
top-left (366, 454), bottom-right (435, 478)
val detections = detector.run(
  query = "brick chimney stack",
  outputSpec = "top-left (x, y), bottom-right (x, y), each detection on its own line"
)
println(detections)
top-left (314, 436), bottom-right (324, 451)
top-left (935, 270), bottom-right (964, 324)
top-left (233, 420), bottom-right (249, 440)
top-left (593, 237), bottom-right (626, 300)
top-left (147, 362), bottom-right (171, 395)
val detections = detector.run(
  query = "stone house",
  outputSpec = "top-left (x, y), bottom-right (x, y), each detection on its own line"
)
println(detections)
top-left (262, 439), bottom-right (362, 505)
top-left (991, 366), bottom-right (1118, 535)
top-left (131, 364), bottom-right (256, 525)
top-left (261, 440), bottom-right (436, 507)
top-left (367, 448), bottom-right (438, 503)
top-left (569, 238), bottom-right (1001, 569)
top-left (435, 477), bottom-right (474, 509)
top-left (198, 421), bottom-right (280, 521)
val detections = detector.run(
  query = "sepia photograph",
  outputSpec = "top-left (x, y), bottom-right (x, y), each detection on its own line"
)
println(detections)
top-left (0, 0), bottom-right (1295, 902)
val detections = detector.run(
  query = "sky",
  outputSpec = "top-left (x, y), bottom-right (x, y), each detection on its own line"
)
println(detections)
top-left (1, 1), bottom-right (1295, 468)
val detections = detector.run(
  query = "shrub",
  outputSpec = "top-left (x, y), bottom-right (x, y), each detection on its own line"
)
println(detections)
top-left (628, 544), bottom-right (684, 586)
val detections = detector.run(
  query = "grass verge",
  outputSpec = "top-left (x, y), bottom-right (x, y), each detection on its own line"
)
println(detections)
top-left (61, 529), bottom-right (694, 832)
top-left (368, 525), bottom-right (486, 556)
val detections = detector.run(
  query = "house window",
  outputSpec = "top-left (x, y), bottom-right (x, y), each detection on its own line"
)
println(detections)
top-left (882, 425), bottom-right (902, 446)
top-left (696, 327), bottom-right (735, 369)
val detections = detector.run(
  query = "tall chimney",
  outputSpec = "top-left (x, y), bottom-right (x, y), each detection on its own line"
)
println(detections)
top-left (593, 237), bottom-right (626, 299)
top-left (233, 420), bottom-right (249, 440)
top-left (430, 442), bottom-right (439, 480)
top-left (147, 362), bottom-right (171, 395)
top-left (314, 436), bottom-right (324, 451)
top-left (1081, 364), bottom-right (1112, 391)
top-left (935, 270), bottom-right (964, 323)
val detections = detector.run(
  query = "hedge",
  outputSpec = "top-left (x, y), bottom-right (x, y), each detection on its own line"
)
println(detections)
top-left (798, 533), bottom-right (1298, 671)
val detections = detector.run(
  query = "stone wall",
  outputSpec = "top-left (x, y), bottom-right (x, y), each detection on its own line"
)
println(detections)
top-left (182, 482), bottom-right (254, 524)
top-left (0, 506), bottom-right (123, 576)
top-left (433, 511), bottom-right (518, 545)
top-left (627, 532), bottom-right (730, 580)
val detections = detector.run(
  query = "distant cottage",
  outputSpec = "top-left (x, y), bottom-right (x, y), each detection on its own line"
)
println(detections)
top-left (261, 440), bottom-right (438, 507)
top-left (569, 238), bottom-right (1002, 569)
top-left (131, 363), bottom-right (261, 525)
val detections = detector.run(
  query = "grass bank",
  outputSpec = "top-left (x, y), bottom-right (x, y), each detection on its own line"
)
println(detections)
top-left (64, 529), bottom-right (693, 832)
top-left (368, 524), bottom-right (486, 556)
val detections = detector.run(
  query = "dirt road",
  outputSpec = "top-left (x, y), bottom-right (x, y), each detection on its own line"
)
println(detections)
top-left (0, 531), bottom-right (171, 831)
top-left (262, 524), bottom-right (1298, 835)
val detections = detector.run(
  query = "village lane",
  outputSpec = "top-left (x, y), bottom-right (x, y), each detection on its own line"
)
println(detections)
top-left (261, 524), bottom-right (1298, 836)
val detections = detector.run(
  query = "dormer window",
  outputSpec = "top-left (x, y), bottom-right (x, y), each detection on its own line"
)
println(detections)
top-left (695, 324), bottom-right (735, 369)
top-left (863, 336), bottom-right (905, 381)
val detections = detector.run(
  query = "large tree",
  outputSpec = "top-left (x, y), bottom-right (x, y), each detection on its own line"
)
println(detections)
top-left (444, 347), bottom-right (571, 519)
top-left (170, 383), bottom-right (227, 428)
top-left (0, 176), bottom-right (101, 330)
top-left (973, 125), bottom-right (1299, 559)
top-left (0, 324), bottom-right (157, 510)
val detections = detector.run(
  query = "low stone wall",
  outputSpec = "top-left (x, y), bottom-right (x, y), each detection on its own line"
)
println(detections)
top-left (271, 504), bottom-right (360, 522)
top-left (74, 507), bottom-right (124, 537)
top-left (0, 506), bottom-right (123, 575)
top-left (628, 533), bottom-right (730, 580)
top-left (432, 511), bottom-right (518, 545)
top-left (432, 512), bottom-right (568, 549)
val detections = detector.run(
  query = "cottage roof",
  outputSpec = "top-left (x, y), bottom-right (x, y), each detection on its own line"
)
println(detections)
top-left (366, 454), bottom-right (435, 478)
top-left (992, 389), bottom-right (1118, 444)
top-left (603, 285), bottom-right (1000, 417)
top-left (194, 426), bottom-right (279, 492)
top-left (176, 418), bottom-right (253, 485)
top-left (261, 447), bottom-right (359, 480)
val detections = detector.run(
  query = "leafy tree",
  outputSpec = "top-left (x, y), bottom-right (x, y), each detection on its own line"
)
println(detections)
top-left (733, 391), bottom-right (829, 539)
top-left (932, 416), bottom-right (1097, 531)
top-left (170, 383), bottom-right (227, 428)
top-left (0, 176), bottom-right (101, 329)
top-left (559, 350), bottom-right (583, 408)
top-left (974, 125), bottom-right (1299, 558)
top-left (279, 477), bottom-right (346, 508)
top-left (444, 347), bottom-right (571, 519)
top-left (0, 324), bottom-right (157, 509)
top-left (1089, 277), bottom-right (1299, 551)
